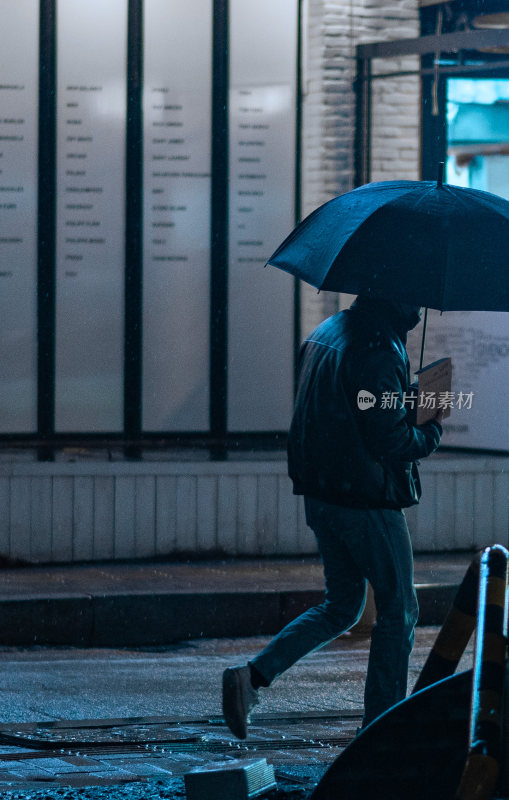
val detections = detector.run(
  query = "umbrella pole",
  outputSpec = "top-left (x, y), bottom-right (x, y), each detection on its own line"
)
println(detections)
top-left (419, 308), bottom-right (428, 371)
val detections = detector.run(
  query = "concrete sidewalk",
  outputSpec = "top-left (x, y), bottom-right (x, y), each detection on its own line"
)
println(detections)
top-left (0, 551), bottom-right (474, 647)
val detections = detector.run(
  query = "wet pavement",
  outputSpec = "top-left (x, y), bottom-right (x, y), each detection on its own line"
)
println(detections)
top-left (0, 627), bottom-right (476, 798)
top-left (0, 550), bottom-right (481, 797)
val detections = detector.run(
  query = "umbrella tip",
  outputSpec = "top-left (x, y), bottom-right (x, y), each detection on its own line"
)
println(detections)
top-left (437, 161), bottom-right (444, 187)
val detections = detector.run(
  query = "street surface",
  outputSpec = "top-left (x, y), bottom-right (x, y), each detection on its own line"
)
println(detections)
top-left (0, 628), bottom-right (474, 799)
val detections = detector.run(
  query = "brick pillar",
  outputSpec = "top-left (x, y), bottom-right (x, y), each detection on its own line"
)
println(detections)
top-left (299, 0), bottom-right (420, 336)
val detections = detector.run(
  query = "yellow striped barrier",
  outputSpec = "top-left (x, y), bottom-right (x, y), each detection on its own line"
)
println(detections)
top-left (413, 552), bottom-right (480, 694)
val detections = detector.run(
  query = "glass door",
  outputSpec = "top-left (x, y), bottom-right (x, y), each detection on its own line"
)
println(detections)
top-left (446, 78), bottom-right (509, 199)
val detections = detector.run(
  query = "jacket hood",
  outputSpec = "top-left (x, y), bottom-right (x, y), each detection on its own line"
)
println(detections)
top-left (351, 296), bottom-right (423, 342)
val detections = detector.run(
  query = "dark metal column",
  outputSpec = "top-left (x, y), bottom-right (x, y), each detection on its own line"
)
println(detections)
top-left (210, 0), bottom-right (229, 449)
top-left (354, 54), bottom-right (371, 188)
top-left (421, 70), bottom-right (447, 181)
top-left (124, 0), bottom-right (143, 452)
top-left (293, 0), bottom-right (303, 394)
top-left (37, 0), bottom-right (57, 460)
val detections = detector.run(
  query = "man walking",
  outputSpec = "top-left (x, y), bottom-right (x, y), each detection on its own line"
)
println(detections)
top-left (222, 295), bottom-right (443, 738)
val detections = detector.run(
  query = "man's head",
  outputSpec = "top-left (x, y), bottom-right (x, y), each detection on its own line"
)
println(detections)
top-left (389, 302), bottom-right (423, 331)
top-left (351, 296), bottom-right (423, 337)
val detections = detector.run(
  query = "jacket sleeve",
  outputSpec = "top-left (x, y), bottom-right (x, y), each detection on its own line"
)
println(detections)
top-left (346, 349), bottom-right (442, 463)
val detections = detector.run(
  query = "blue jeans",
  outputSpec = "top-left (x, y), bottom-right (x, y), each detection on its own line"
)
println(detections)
top-left (250, 496), bottom-right (419, 726)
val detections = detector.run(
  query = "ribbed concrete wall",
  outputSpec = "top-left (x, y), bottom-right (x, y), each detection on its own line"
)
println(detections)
top-left (406, 457), bottom-right (509, 552)
top-left (0, 455), bottom-right (508, 562)
top-left (0, 460), bottom-right (312, 562)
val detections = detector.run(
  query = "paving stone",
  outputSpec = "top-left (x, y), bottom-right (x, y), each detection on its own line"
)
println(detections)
top-left (86, 761), bottom-right (135, 772)
top-left (60, 755), bottom-right (104, 766)
top-left (21, 757), bottom-right (93, 772)
top-left (119, 764), bottom-right (174, 776)
top-left (0, 771), bottom-right (26, 780)
top-left (7, 770), bottom-right (56, 780)
top-left (95, 753), bottom-right (150, 760)
top-left (87, 770), bottom-right (139, 779)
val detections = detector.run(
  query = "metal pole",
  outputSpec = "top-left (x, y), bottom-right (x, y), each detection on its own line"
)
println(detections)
top-left (456, 545), bottom-right (509, 800)
top-left (354, 55), bottom-right (371, 188)
top-left (37, 0), bottom-right (57, 461)
top-left (210, 0), bottom-right (229, 455)
top-left (419, 307), bottom-right (428, 371)
top-left (124, 0), bottom-right (143, 456)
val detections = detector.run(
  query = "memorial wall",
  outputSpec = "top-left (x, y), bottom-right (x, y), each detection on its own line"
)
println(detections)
top-left (228, 0), bottom-right (297, 431)
top-left (0, 0), bottom-right (298, 436)
top-left (142, 0), bottom-right (212, 432)
top-left (55, 0), bottom-right (127, 432)
top-left (0, 1), bottom-right (39, 433)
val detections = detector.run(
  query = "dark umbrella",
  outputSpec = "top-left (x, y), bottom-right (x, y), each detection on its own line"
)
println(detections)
top-left (266, 171), bottom-right (509, 313)
top-left (266, 169), bottom-right (509, 367)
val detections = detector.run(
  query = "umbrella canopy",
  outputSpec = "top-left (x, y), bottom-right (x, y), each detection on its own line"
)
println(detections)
top-left (266, 179), bottom-right (509, 312)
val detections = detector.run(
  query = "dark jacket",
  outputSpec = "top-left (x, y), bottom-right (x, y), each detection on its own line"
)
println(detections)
top-left (287, 297), bottom-right (442, 509)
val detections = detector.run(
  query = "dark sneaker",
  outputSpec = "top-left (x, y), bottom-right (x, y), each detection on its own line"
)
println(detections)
top-left (222, 665), bottom-right (259, 739)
